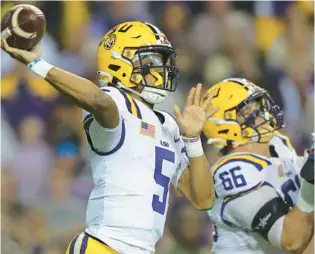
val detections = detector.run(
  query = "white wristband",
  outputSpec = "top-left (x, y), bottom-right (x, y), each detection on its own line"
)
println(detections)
top-left (27, 58), bottom-right (54, 78)
top-left (296, 180), bottom-right (314, 213)
top-left (183, 136), bottom-right (204, 158)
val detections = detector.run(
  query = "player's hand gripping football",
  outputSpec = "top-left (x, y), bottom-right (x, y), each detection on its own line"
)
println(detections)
top-left (1, 38), bottom-right (40, 64)
top-left (174, 83), bottom-right (219, 138)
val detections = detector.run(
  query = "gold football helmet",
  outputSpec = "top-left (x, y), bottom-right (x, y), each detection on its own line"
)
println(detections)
top-left (201, 78), bottom-right (284, 150)
top-left (97, 21), bottom-right (179, 99)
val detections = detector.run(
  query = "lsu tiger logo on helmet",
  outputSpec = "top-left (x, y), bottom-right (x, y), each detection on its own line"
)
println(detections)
top-left (97, 21), bottom-right (179, 104)
top-left (201, 78), bottom-right (284, 150)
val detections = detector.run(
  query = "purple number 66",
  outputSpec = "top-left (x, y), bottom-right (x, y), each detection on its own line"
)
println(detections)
top-left (219, 166), bottom-right (247, 191)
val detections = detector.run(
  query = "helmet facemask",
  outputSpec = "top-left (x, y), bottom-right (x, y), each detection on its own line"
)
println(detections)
top-left (235, 91), bottom-right (284, 143)
top-left (129, 46), bottom-right (179, 91)
top-left (118, 45), bottom-right (179, 104)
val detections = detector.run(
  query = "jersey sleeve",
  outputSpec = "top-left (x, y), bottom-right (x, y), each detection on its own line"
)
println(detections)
top-left (222, 184), bottom-right (290, 249)
top-left (212, 154), bottom-right (272, 198)
top-left (82, 86), bottom-right (128, 155)
top-left (83, 111), bottom-right (124, 155)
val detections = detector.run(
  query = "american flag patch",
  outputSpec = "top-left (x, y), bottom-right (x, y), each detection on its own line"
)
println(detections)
top-left (139, 121), bottom-right (155, 138)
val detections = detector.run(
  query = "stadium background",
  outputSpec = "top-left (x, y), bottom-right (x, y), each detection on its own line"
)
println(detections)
top-left (1, 1), bottom-right (314, 253)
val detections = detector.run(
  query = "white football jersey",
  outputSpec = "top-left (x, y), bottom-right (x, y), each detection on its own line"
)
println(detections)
top-left (82, 86), bottom-right (188, 254)
top-left (208, 134), bottom-right (303, 254)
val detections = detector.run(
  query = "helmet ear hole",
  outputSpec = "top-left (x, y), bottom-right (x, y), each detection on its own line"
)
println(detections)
top-left (218, 129), bottom-right (229, 134)
top-left (108, 64), bottom-right (121, 71)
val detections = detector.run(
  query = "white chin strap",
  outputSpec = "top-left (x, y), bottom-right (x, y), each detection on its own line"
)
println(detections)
top-left (140, 86), bottom-right (168, 104)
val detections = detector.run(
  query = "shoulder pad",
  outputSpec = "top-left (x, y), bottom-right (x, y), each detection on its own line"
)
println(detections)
top-left (269, 132), bottom-right (297, 162)
top-left (89, 86), bottom-right (143, 119)
top-left (155, 110), bottom-right (179, 137)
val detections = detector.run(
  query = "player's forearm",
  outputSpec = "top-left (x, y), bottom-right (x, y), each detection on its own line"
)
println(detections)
top-left (281, 206), bottom-right (314, 253)
top-left (281, 153), bottom-right (315, 253)
top-left (188, 155), bottom-right (215, 210)
top-left (46, 67), bottom-right (104, 112)
top-left (281, 178), bottom-right (314, 253)
top-left (45, 67), bottom-right (119, 128)
top-left (180, 136), bottom-right (215, 210)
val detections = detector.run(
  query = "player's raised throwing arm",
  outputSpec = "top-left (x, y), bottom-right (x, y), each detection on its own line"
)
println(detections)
top-left (174, 84), bottom-right (219, 210)
top-left (1, 39), bottom-right (119, 129)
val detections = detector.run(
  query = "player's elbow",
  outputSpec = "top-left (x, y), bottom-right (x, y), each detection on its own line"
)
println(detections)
top-left (89, 91), bottom-right (110, 112)
top-left (88, 91), bottom-right (119, 128)
top-left (280, 216), bottom-right (313, 253)
top-left (281, 237), bottom-right (307, 254)
top-left (91, 90), bottom-right (117, 113)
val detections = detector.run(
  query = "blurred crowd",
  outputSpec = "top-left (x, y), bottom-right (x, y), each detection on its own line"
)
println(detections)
top-left (1, 1), bottom-right (314, 254)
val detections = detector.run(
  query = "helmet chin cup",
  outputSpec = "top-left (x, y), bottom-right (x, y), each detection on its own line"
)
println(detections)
top-left (141, 87), bottom-right (168, 104)
top-left (114, 81), bottom-right (167, 105)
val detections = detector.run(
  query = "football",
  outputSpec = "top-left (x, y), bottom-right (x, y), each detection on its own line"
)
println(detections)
top-left (1, 4), bottom-right (46, 51)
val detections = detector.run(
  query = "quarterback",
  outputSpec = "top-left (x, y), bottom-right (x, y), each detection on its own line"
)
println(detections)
top-left (201, 78), bottom-right (314, 254)
top-left (1, 21), bottom-right (218, 254)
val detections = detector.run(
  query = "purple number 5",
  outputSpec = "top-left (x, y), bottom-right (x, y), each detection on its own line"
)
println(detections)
top-left (152, 146), bottom-right (175, 215)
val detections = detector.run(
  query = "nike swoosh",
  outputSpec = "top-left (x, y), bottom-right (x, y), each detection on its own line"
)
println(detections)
top-left (174, 137), bottom-right (180, 143)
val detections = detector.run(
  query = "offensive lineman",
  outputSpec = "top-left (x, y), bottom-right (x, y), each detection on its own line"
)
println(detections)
top-left (201, 78), bottom-right (314, 254)
top-left (1, 21), bottom-right (218, 254)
